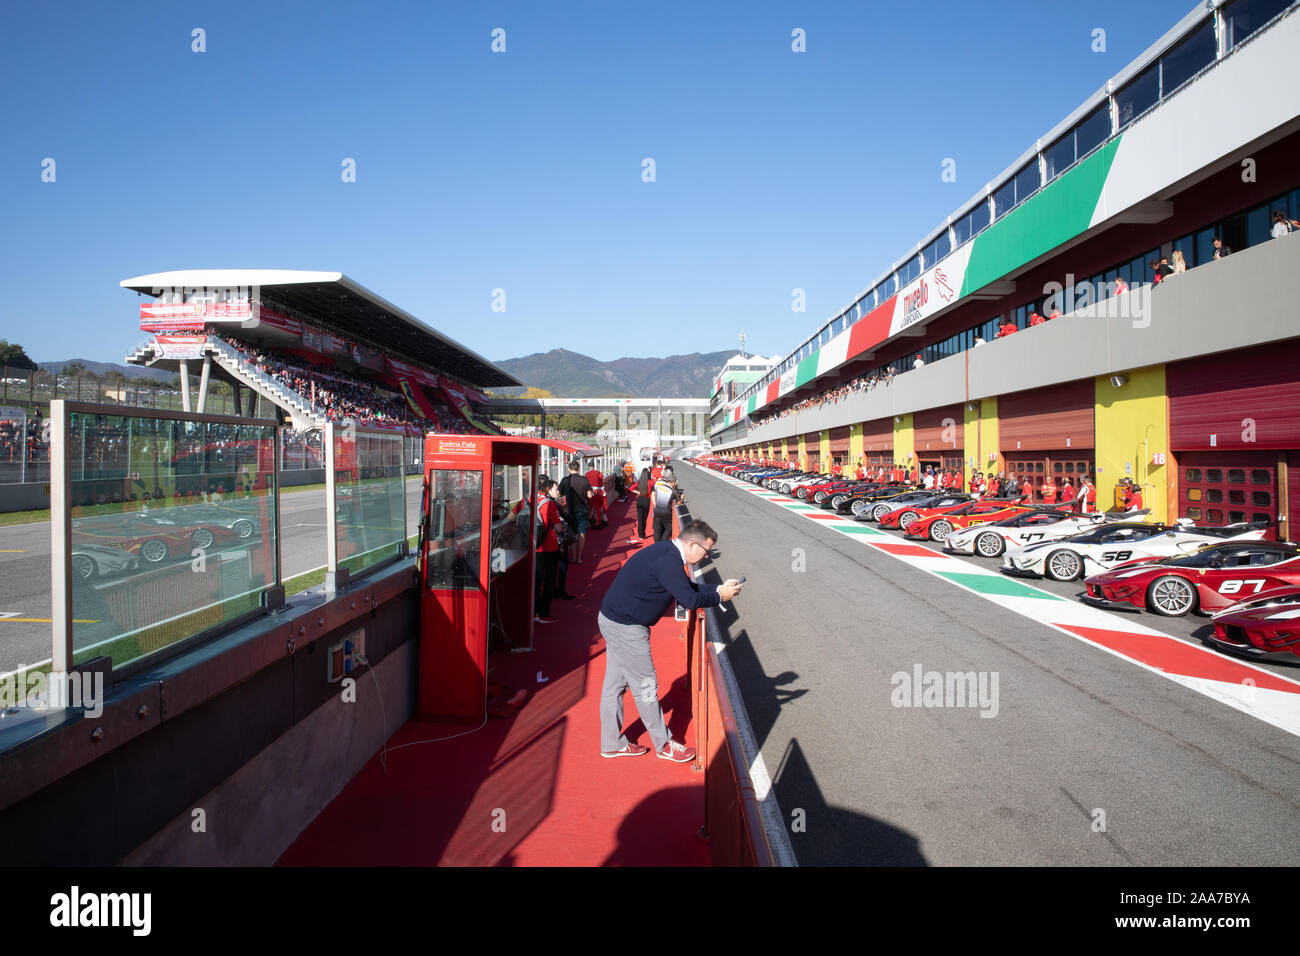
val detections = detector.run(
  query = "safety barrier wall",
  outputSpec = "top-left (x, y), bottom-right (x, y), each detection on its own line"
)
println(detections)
top-left (674, 501), bottom-right (778, 866)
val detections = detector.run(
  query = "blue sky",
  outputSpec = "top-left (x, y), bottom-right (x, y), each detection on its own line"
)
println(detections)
top-left (0, 0), bottom-right (1197, 366)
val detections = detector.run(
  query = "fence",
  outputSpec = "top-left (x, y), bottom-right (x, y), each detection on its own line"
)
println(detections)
top-left (674, 501), bottom-right (779, 867)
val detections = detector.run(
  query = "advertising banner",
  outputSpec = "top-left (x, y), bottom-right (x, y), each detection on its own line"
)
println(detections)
top-left (152, 334), bottom-right (208, 360)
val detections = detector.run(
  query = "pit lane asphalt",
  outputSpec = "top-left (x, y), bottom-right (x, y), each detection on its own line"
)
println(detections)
top-left (0, 478), bottom-right (423, 674)
top-left (680, 463), bottom-right (1300, 866)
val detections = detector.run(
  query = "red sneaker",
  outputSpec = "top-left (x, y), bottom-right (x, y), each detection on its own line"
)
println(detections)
top-left (656, 739), bottom-right (697, 763)
top-left (600, 742), bottom-right (650, 758)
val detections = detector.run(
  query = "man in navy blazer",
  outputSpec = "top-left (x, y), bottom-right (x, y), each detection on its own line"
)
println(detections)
top-left (597, 519), bottom-right (743, 762)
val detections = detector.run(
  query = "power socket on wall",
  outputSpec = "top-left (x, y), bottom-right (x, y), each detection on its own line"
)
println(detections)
top-left (326, 627), bottom-right (367, 683)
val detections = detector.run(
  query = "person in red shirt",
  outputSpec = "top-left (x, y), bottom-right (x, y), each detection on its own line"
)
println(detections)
top-left (1041, 480), bottom-right (1057, 506)
top-left (832, 460), bottom-right (842, 477)
top-left (1049, 308), bottom-right (1062, 320)
top-left (534, 476), bottom-right (565, 623)
top-left (1029, 311), bottom-right (1046, 326)
top-left (1020, 475), bottom-right (1033, 499)
top-left (1126, 481), bottom-right (1144, 512)
top-left (952, 470), bottom-right (964, 492)
top-left (855, 460), bottom-right (865, 480)
top-left (908, 465), bottom-right (918, 484)
top-left (1060, 479), bottom-right (1075, 510)
top-left (996, 321), bottom-right (1018, 338)
top-left (585, 465), bottom-right (606, 528)
top-left (1080, 476), bottom-right (1097, 514)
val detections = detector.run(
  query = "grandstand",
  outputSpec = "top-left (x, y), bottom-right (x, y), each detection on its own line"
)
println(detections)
top-left (121, 269), bottom-right (518, 437)
top-left (712, 0), bottom-right (1300, 540)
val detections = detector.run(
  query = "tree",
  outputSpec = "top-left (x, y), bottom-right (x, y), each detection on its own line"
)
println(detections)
top-left (522, 386), bottom-right (554, 399)
top-left (0, 340), bottom-right (38, 371)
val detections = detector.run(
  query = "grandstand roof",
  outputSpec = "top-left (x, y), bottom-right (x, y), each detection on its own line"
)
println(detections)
top-left (119, 269), bottom-right (521, 389)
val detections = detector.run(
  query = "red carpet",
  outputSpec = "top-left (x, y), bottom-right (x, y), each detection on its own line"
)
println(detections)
top-left (278, 494), bottom-right (710, 867)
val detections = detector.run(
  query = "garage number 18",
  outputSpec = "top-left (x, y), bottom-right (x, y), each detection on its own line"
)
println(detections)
top-left (1218, 579), bottom-right (1267, 594)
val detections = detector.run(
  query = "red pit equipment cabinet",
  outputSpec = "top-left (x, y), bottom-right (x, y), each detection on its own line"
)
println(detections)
top-left (417, 434), bottom-right (599, 721)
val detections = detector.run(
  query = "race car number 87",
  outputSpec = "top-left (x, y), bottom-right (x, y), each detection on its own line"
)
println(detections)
top-left (1219, 579), bottom-right (1266, 594)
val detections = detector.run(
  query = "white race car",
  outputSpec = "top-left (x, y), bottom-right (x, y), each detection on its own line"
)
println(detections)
top-left (944, 508), bottom-right (1149, 558)
top-left (1000, 520), bottom-right (1270, 582)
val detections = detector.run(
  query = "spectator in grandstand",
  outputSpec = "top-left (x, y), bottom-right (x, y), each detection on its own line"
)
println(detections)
top-left (559, 459), bottom-right (594, 563)
top-left (1213, 237), bottom-right (1232, 259)
top-left (1029, 310), bottom-right (1046, 326)
top-left (1049, 306), bottom-right (1062, 320)
top-left (1272, 210), bottom-right (1299, 238)
top-left (1154, 256), bottom-right (1174, 282)
top-left (597, 519), bottom-right (741, 762)
top-left (996, 320), bottom-right (1018, 338)
top-left (913, 353), bottom-right (925, 369)
top-left (1112, 276), bottom-right (1129, 295)
top-left (974, 335), bottom-right (987, 347)
top-left (1171, 249), bottom-right (1187, 274)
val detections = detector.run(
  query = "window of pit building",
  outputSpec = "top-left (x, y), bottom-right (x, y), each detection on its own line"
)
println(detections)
top-left (1116, 62), bottom-right (1159, 130)
top-left (1160, 19), bottom-right (1216, 97)
top-left (899, 254), bottom-right (921, 287)
top-left (1225, 0), bottom-right (1294, 50)
top-left (922, 231), bottom-right (950, 269)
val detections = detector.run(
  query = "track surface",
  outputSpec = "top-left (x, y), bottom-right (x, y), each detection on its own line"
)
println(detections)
top-left (681, 463), bottom-right (1300, 866)
top-left (0, 478), bottom-right (423, 673)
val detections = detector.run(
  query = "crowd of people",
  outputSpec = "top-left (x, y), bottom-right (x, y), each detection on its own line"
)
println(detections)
top-left (754, 367), bottom-right (898, 426)
top-left (0, 413), bottom-right (46, 465)
top-left (221, 335), bottom-right (498, 435)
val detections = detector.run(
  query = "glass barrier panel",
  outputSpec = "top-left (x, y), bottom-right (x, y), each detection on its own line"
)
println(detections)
top-left (426, 468), bottom-right (482, 590)
top-left (334, 427), bottom-right (406, 578)
top-left (68, 413), bottom-right (278, 670)
top-left (489, 463), bottom-right (532, 574)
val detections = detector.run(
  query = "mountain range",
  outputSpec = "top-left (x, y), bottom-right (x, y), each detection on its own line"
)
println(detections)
top-left (35, 348), bottom-right (739, 397)
top-left (493, 348), bottom-right (735, 398)
top-left (37, 360), bottom-right (175, 382)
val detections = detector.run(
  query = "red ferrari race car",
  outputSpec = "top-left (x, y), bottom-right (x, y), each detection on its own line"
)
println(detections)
top-left (904, 500), bottom-right (1036, 542)
top-left (1082, 540), bottom-right (1300, 617)
top-left (876, 493), bottom-right (973, 531)
top-left (74, 512), bottom-right (242, 565)
top-left (1205, 586), bottom-right (1300, 663)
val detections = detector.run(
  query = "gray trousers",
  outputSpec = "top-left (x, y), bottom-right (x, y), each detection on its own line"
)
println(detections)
top-left (597, 611), bottom-right (670, 753)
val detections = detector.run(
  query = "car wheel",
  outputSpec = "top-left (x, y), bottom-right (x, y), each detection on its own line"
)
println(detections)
top-left (191, 528), bottom-right (216, 550)
top-left (71, 553), bottom-right (97, 581)
top-left (140, 538), bottom-right (169, 564)
top-left (232, 519), bottom-right (255, 540)
top-left (1045, 549), bottom-right (1082, 581)
top-left (830, 495), bottom-right (846, 509)
top-left (1146, 575), bottom-right (1198, 617)
top-left (975, 531), bottom-right (1005, 558)
top-left (851, 500), bottom-right (870, 517)
top-left (898, 510), bottom-right (920, 529)
top-left (929, 519), bottom-right (954, 541)
top-left (870, 503), bottom-right (892, 521)
top-left (813, 491), bottom-right (827, 504)
top-left (796, 487), bottom-right (809, 499)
